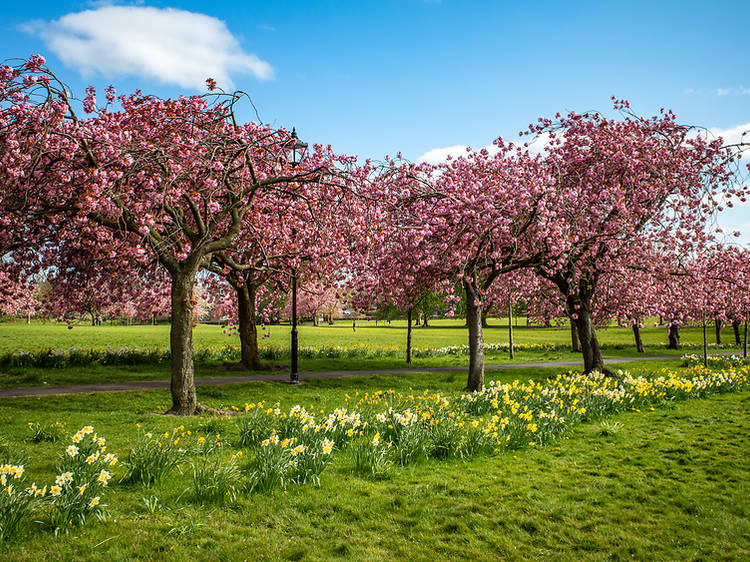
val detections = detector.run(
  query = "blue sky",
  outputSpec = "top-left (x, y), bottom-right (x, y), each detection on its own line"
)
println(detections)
top-left (3, 0), bottom-right (749, 233)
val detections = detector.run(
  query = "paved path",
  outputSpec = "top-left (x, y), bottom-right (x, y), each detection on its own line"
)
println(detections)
top-left (0, 354), bottom-right (703, 399)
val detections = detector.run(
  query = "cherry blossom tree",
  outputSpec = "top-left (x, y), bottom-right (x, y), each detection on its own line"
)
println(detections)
top-left (381, 102), bottom-right (741, 390)
top-left (0, 56), bottom-right (345, 414)
top-left (283, 282), bottom-right (339, 326)
top-left (348, 162), bottom-right (454, 363)
top-left (0, 265), bottom-right (40, 322)
top-left (204, 153), bottom-right (366, 370)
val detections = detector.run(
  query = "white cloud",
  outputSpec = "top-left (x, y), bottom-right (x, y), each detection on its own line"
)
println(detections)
top-left (715, 217), bottom-right (750, 246)
top-left (416, 144), bottom-right (470, 164)
top-left (24, 6), bottom-right (274, 90)
top-left (705, 123), bottom-right (750, 148)
top-left (684, 86), bottom-right (750, 96)
top-left (416, 132), bottom-right (552, 164)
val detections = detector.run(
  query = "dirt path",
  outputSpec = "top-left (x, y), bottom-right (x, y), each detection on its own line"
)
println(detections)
top-left (0, 354), bottom-right (701, 399)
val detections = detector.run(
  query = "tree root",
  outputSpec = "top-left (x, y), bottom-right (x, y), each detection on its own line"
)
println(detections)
top-left (584, 366), bottom-right (618, 378)
top-left (162, 402), bottom-right (236, 417)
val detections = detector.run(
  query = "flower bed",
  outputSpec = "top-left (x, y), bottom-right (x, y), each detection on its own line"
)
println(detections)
top-left (2, 340), bottom-right (735, 369)
top-left (682, 354), bottom-right (750, 369)
top-left (2, 364), bottom-right (748, 543)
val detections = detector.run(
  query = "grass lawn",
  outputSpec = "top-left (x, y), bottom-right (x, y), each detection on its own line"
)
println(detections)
top-left (0, 357), bottom-right (692, 391)
top-left (0, 364), bottom-right (748, 560)
top-left (0, 320), bottom-right (743, 390)
top-left (0, 318), bottom-right (741, 354)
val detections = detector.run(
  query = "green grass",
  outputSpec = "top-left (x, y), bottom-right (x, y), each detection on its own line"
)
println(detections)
top-left (0, 320), bottom-right (742, 390)
top-left (0, 350), bottom-right (698, 391)
top-left (0, 365), bottom-right (747, 560)
top-left (0, 318), bottom-right (741, 354)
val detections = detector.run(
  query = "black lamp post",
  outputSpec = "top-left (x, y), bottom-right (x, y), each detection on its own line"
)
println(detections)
top-left (284, 128), bottom-right (308, 384)
top-left (286, 128), bottom-right (308, 167)
top-left (290, 258), bottom-right (299, 384)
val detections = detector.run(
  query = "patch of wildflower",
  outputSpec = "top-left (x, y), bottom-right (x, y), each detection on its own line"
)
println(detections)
top-left (26, 421), bottom-right (67, 443)
top-left (46, 426), bottom-right (114, 534)
top-left (191, 456), bottom-right (241, 505)
top-left (2, 363), bottom-right (748, 541)
top-left (246, 429), bottom-right (335, 492)
top-left (0, 346), bottom-right (170, 369)
top-left (352, 432), bottom-right (393, 477)
top-left (193, 432), bottom-right (224, 456)
top-left (0, 442), bottom-right (28, 468)
top-left (0, 463), bottom-right (37, 542)
top-left (235, 401), bottom-right (275, 447)
top-left (237, 401), bottom-right (363, 451)
top-left (121, 425), bottom-right (184, 486)
top-left (682, 354), bottom-right (750, 369)
top-left (8, 338), bottom-right (732, 371)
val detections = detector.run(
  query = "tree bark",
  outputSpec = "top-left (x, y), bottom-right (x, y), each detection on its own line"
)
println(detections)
top-left (508, 297), bottom-right (514, 360)
top-left (481, 306), bottom-right (489, 328)
top-left (667, 324), bottom-right (681, 349)
top-left (632, 323), bottom-right (645, 353)
top-left (406, 307), bottom-right (413, 364)
top-left (235, 278), bottom-right (262, 370)
top-left (570, 315), bottom-right (581, 352)
top-left (732, 320), bottom-right (741, 346)
top-left (714, 317), bottom-right (722, 345)
top-left (167, 270), bottom-right (198, 415)
top-left (573, 305), bottom-right (609, 374)
top-left (702, 320), bottom-right (708, 368)
top-left (464, 281), bottom-right (485, 391)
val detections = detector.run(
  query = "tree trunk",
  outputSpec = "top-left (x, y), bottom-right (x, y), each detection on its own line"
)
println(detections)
top-left (422, 312), bottom-right (429, 327)
top-left (574, 305), bottom-right (608, 374)
top-left (235, 279), bottom-right (262, 370)
top-left (632, 323), bottom-right (644, 353)
top-left (481, 306), bottom-right (489, 328)
top-left (508, 297), bottom-right (514, 360)
top-left (732, 320), bottom-right (741, 346)
top-left (406, 307), bottom-right (413, 364)
top-left (714, 317), bottom-right (722, 345)
top-left (570, 315), bottom-right (581, 352)
top-left (464, 281), bottom-right (485, 391)
top-left (26, 311), bottom-right (31, 324)
top-left (167, 270), bottom-right (198, 415)
top-left (702, 320), bottom-right (708, 368)
top-left (744, 316), bottom-right (748, 359)
top-left (667, 324), bottom-right (681, 349)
